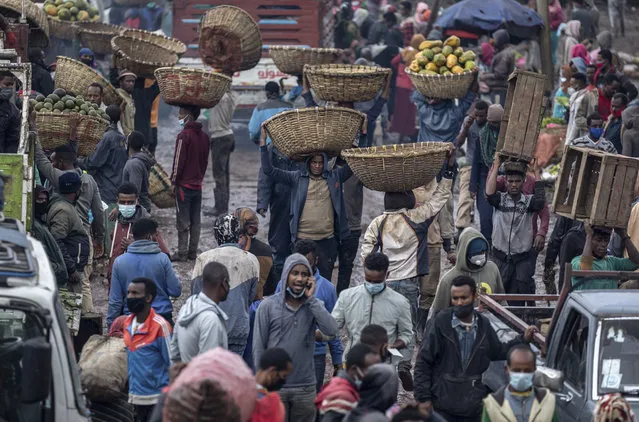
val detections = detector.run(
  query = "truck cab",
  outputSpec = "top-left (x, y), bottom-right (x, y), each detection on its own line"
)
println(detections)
top-left (0, 219), bottom-right (90, 421)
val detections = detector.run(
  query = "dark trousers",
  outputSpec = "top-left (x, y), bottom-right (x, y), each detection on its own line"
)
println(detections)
top-left (134, 404), bottom-right (154, 422)
top-left (304, 236), bottom-right (338, 281)
top-left (544, 216), bottom-right (574, 269)
top-left (492, 248), bottom-right (536, 306)
top-left (147, 127), bottom-right (158, 155)
top-left (337, 230), bottom-right (360, 295)
top-left (176, 186), bottom-right (202, 257)
top-left (314, 354), bottom-right (326, 393)
top-left (437, 410), bottom-right (481, 422)
top-left (558, 230), bottom-right (586, 291)
top-left (476, 172), bottom-right (493, 246)
top-left (210, 134), bottom-right (234, 214)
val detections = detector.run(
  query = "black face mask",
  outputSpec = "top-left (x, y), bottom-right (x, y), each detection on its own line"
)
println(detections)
top-left (80, 58), bottom-right (93, 66)
top-left (269, 376), bottom-right (287, 392)
top-left (126, 297), bottom-right (146, 314)
top-left (0, 88), bottom-right (13, 102)
top-left (34, 202), bottom-right (48, 217)
top-left (453, 303), bottom-right (474, 319)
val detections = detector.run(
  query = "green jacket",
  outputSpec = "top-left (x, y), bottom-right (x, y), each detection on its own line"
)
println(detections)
top-left (482, 387), bottom-right (559, 422)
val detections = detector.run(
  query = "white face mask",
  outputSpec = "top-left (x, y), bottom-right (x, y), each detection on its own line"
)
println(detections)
top-left (469, 253), bottom-right (487, 267)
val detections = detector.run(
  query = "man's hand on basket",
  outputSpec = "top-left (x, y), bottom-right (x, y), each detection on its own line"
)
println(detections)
top-left (446, 145), bottom-right (456, 166)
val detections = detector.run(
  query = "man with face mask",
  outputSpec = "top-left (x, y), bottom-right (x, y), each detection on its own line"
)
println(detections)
top-left (123, 277), bottom-right (172, 422)
top-left (332, 253), bottom-right (414, 390)
top-left (603, 93), bottom-right (628, 153)
top-left (470, 104), bottom-right (503, 245)
top-left (482, 344), bottom-right (559, 422)
top-left (45, 172), bottom-right (90, 292)
top-left (253, 253), bottom-right (338, 422)
top-left (0, 70), bottom-right (20, 154)
top-left (170, 261), bottom-right (230, 363)
top-left (430, 228), bottom-right (504, 317)
top-left (170, 105), bottom-right (209, 261)
top-left (78, 48), bottom-right (99, 71)
top-left (571, 113), bottom-right (618, 153)
top-left (107, 218), bottom-right (181, 329)
top-left (415, 276), bottom-right (537, 422)
top-left (252, 347), bottom-right (293, 422)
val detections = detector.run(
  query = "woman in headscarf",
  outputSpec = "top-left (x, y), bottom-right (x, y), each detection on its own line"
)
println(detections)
top-left (555, 23), bottom-right (568, 71)
top-left (343, 364), bottom-right (399, 422)
top-left (414, 2), bottom-right (429, 35)
top-left (480, 42), bottom-right (495, 68)
top-left (234, 207), bottom-right (277, 297)
top-left (570, 57), bottom-right (588, 75)
top-left (571, 44), bottom-right (590, 65)
top-left (549, 0), bottom-right (564, 64)
top-left (562, 21), bottom-right (581, 66)
top-left (594, 393), bottom-right (636, 422)
top-left (390, 34), bottom-right (422, 143)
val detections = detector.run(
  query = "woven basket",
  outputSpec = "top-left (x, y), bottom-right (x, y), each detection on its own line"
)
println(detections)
top-left (269, 46), bottom-right (342, 76)
top-left (77, 21), bottom-right (121, 55)
top-left (47, 17), bottom-right (77, 40)
top-left (54, 56), bottom-right (121, 106)
top-left (264, 107), bottom-right (365, 160)
top-left (406, 68), bottom-right (475, 99)
top-left (304, 64), bottom-right (391, 103)
top-left (340, 142), bottom-right (453, 192)
top-left (111, 36), bottom-right (178, 79)
top-left (154, 67), bottom-right (231, 108)
top-left (0, 0), bottom-right (49, 46)
top-left (199, 5), bottom-right (262, 73)
top-left (120, 28), bottom-right (187, 57)
top-left (149, 163), bottom-right (174, 209)
top-left (36, 111), bottom-right (109, 157)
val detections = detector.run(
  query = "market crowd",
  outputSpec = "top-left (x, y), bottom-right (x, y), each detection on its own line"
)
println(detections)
top-left (2, 0), bottom-right (638, 422)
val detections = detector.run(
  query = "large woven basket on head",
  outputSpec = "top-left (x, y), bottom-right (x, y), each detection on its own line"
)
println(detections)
top-left (0, 0), bottom-right (49, 46)
top-left (111, 36), bottom-right (178, 79)
top-left (120, 28), bottom-right (186, 57)
top-left (54, 56), bottom-right (121, 106)
top-left (340, 142), bottom-right (452, 192)
top-left (149, 163), bottom-right (174, 209)
top-left (269, 46), bottom-right (342, 76)
top-left (406, 68), bottom-right (475, 99)
top-left (77, 21), bottom-right (121, 55)
top-left (47, 17), bottom-right (77, 40)
top-left (154, 67), bottom-right (231, 108)
top-left (199, 5), bottom-right (262, 73)
top-left (36, 111), bottom-right (109, 157)
top-left (264, 107), bottom-right (365, 160)
top-left (304, 64), bottom-right (391, 103)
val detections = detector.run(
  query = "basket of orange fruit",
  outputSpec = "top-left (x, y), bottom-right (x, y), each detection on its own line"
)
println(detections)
top-left (43, 0), bottom-right (100, 40)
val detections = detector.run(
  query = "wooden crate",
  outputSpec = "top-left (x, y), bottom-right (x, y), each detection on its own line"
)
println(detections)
top-left (496, 70), bottom-right (547, 163)
top-left (551, 146), bottom-right (639, 228)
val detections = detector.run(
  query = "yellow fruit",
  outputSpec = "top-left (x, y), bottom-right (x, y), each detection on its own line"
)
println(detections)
top-left (444, 35), bottom-right (460, 48)
top-left (77, 10), bottom-right (89, 20)
top-left (419, 40), bottom-right (442, 50)
top-left (426, 62), bottom-right (438, 72)
top-left (465, 60), bottom-right (477, 71)
top-left (459, 50), bottom-right (476, 64)
top-left (433, 53), bottom-right (446, 67)
top-left (446, 54), bottom-right (458, 68)
top-left (417, 55), bottom-right (428, 66)
top-left (421, 49), bottom-right (434, 60)
top-left (454, 47), bottom-right (464, 57)
top-left (425, 70), bottom-right (438, 75)
top-left (44, 4), bottom-right (57, 15)
top-left (409, 62), bottom-right (420, 72)
top-left (442, 46), bottom-right (453, 57)
top-left (451, 65), bottom-right (465, 74)
top-left (432, 47), bottom-right (442, 55)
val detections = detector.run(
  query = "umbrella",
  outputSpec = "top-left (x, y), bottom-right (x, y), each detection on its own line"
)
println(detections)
top-left (436, 0), bottom-right (544, 40)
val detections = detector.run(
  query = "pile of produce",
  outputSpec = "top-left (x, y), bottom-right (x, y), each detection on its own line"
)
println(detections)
top-left (408, 36), bottom-right (477, 76)
top-left (541, 116), bottom-right (565, 128)
top-left (29, 88), bottom-right (109, 120)
top-left (43, 0), bottom-right (99, 22)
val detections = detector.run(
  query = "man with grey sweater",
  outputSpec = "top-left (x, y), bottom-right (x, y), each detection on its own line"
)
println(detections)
top-left (253, 253), bottom-right (339, 422)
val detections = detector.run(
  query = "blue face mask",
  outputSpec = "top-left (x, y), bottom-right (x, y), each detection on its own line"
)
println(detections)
top-left (509, 372), bottom-right (534, 392)
top-left (119, 204), bottom-right (136, 219)
top-left (179, 118), bottom-right (186, 128)
top-left (286, 286), bottom-right (305, 299)
top-left (590, 127), bottom-right (604, 140)
top-left (364, 281), bottom-right (385, 295)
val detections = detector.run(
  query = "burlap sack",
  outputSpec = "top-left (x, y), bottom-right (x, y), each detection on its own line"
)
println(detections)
top-left (78, 335), bottom-right (128, 401)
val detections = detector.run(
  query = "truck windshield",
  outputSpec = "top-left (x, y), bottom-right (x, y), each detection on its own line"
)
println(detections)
top-left (597, 318), bottom-right (639, 396)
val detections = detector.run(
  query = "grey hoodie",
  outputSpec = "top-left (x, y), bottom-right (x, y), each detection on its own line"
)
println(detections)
top-left (170, 293), bottom-right (228, 363)
top-left (122, 151), bottom-right (155, 212)
top-left (253, 253), bottom-right (339, 388)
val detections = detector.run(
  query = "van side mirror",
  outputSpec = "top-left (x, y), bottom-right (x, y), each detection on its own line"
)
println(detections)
top-left (534, 366), bottom-right (564, 393)
top-left (21, 337), bottom-right (52, 403)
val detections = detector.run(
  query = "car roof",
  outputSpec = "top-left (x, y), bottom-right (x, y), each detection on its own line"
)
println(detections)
top-left (571, 290), bottom-right (639, 317)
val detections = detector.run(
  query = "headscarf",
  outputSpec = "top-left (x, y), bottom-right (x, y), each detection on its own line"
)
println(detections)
top-left (415, 2), bottom-right (429, 23)
top-left (353, 8), bottom-right (369, 27)
top-left (481, 42), bottom-right (495, 66)
top-left (594, 393), bottom-right (636, 422)
top-left (213, 214), bottom-right (240, 245)
top-left (353, 364), bottom-right (399, 413)
top-left (597, 31), bottom-right (613, 50)
top-left (78, 47), bottom-right (96, 68)
top-left (487, 103), bottom-right (504, 122)
top-left (556, 22), bottom-right (567, 37)
top-left (571, 57), bottom-right (588, 74)
top-left (234, 207), bottom-right (258, 231)
top-left (492, 29), bottom-right (510, 50)
top-left (571, 44), bottom-right (590, 64)
top-left (565, 20), bottom-right (581, 39)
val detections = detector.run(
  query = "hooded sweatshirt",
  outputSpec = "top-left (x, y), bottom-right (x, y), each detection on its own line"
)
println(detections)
top-left (253, 253), bottom-right (339, 388)
top-left (343, 364), bottom-right (398, 422)
top-left (430, 228), bottom-right (504, 316)
top-left (169, 293), bottom-right (228, 363)
top-left (107, 239), bottom-right (182, 328)
top-left (122, 151), bottom-right (155, 212)
top-left (170, 121), bottom-right (209, 189)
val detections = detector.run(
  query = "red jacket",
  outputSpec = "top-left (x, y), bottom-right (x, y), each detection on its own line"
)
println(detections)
top-left (170, 121), bottom-right (209, 189)
top-left (314, 376), bottom-right (359, 417)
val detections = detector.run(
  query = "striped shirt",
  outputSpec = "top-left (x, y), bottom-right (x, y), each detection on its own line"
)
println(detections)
top-left (570, 134), bottom-right (618, 154)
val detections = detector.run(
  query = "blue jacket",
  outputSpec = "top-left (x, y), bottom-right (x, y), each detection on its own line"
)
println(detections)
top-left (275, 269), bottom-right (343, 364)
top-left (123, 309), bottom-right (171, 404)
top-left (108, 240), bottom-right (182, 328)
top-left (260, 148), bottom-right (352, 243)
top-left (248, 98), bottom-right (293, 144)
top-left (411, 90), bottom-right (476, 143)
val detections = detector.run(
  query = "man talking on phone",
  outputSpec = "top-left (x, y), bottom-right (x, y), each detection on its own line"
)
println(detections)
top-left (253, 253), bottom-right (339, 422)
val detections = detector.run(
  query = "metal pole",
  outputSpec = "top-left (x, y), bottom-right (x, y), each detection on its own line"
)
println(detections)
top-left (536, 0), bottom-right (554, 92)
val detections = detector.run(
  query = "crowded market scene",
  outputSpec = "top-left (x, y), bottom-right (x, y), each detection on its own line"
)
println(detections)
top-left (1, 0), bottom-right (639, 421)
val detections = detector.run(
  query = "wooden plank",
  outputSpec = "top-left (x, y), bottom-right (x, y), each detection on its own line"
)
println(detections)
top-left (497, 73), bottom-right (516, 152)
top-left (506, 74), bottom-right (531, 157)
top-left (552, 146), bottom-right (579, 214)
top-left (590, 155), bottom-right (616, 224)
top-left (615, 163), bottom-right (638, 226)
top-left (523, 77), bottom-right (546, 158)
top-left (605, 159), bottom-right (626, 223)
top-left (570, 149), bottom-right (589, 218)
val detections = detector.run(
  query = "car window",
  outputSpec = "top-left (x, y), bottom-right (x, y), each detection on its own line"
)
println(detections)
top-left (556, 309), bottom-right (589, 392)
top-left (598, 318), bottom-right (639, 397)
